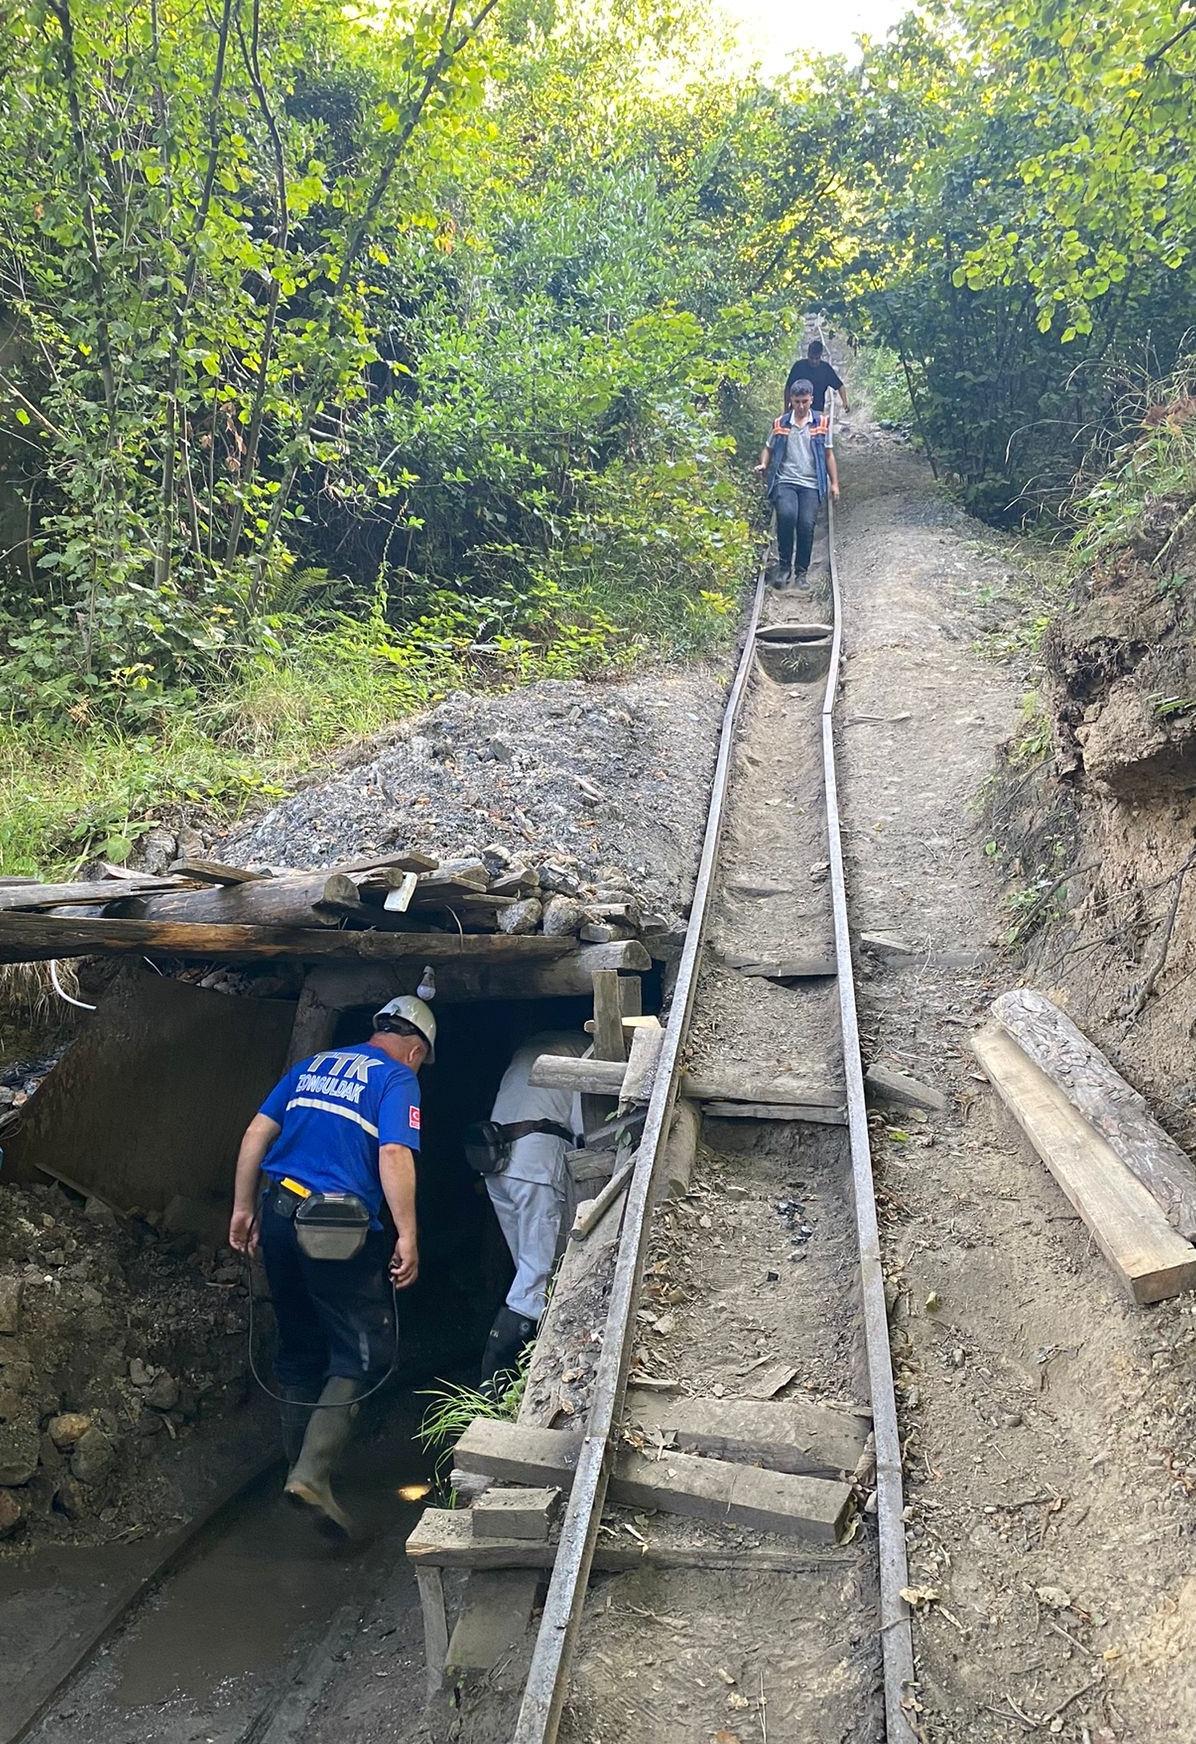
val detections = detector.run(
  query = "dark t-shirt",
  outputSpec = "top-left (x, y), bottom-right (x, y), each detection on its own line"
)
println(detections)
top-left (784, 357), bottom-right (844, 410)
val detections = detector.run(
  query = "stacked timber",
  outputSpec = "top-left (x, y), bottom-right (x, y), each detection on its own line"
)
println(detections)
top-left (974, 986), bottom-right (1196, 1304)
top-left (0, 848), bottom-right (676, 967)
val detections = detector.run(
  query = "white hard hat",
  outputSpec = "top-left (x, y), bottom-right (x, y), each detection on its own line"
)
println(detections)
top-left (373, 995), bottom-right (436, 1062)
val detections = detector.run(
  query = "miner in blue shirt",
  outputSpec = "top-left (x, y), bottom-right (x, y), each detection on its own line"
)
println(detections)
top-left (229, 994), bottom-right (435, 1535)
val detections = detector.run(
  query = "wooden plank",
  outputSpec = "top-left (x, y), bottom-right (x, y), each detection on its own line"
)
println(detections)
top-left (754, 620), bottom-right (833, 643)
top-left (624, 1390), bottom-right (870, 1478)
top-left (472, 1488), bottom-right (562, 1542)
top-left (619, 1022), bottom-right (662, 1107)
top-left (167, 859), bottom-right (268, 885)
top-left (0, 877), bottom-right (198, 911)
top-left (287, 976), bottom-right (339, 1068)
top-left (728, 956), bottom-right (837, 980)
top-left (590, 969), bottom-right (626, 1063)
top-left (530, 1056), bottom-right (626, 1096)
top-left (454, 1421), bottom-right (853, 1542)
top-left (379, 872), bottom-right (419, 914)
top-left (864, 1061), bottom-right (947, 1114)
top-left (407, 1507), bottom-right (849, 1574)
top-left (432, 942), bottom-right (651, 1001)
top-left (416, 1568), bottom-right (449, 1697)
top-left (682, 1072), bottom-right (842, 1107)
top-left (973, 1023), bottom-right (1196, 1305)
top-left (0, 914), bottom-right (574, 966)
top-left (445, 1568), bottom-right (540, 1674)
top-left (570, 1162), bottom-right (633, 1240)
top-left (330, 850), bottom-right (439, 876)
top-left (702, 1101), bottom-right (847, 1124)
top-left (992, 986), bottom-right (1196, 1241)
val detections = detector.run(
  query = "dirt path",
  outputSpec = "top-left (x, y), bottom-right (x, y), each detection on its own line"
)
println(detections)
top-left (835, 432), bottom-right (1196, 1744)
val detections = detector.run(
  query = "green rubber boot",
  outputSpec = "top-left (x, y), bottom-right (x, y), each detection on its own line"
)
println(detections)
top-left (283, 1375), bottom-right (362, 1537)
top-left (278, 1383), bottom-right (314, 1466)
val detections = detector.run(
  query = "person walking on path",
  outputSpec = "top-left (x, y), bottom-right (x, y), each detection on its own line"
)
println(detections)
top-left (228, 994), bottom-right (435, 1535)
top-left (756, 379), bottom-right (839, 586)
top-left (784, 338), bottom-right (850, 414)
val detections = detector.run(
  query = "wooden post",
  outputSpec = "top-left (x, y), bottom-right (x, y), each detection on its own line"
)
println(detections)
top-left (416, 1567), bottom-right (449, 1697)
top-left (286, 973), bottom-right (340, 1066)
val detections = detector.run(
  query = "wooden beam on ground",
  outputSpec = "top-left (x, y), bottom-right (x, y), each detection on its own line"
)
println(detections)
top-left (0, 914), bottom-right (575, 967)
top-left (992, 986), bottom-right (1196, 1240)
top-left (702, 1101), bottom-right (846, 1125)
top-left (623, 1389), bottom-right (870, 1478)
top-left (727, 956), bottom-right (838, 980)
top-left (754, 621), bottom-right (833, 643)
top-left (453, 1420), bottom-right (853, 1543)
top-left (864, 1061), bottom-right (947, 1114)
top-left (973, 1023), bottom-right (1196, 1305)
top-left (681, 1072), bottom-right (842, 1107)
top-left (407, 1507), bottom-right (849, 1574)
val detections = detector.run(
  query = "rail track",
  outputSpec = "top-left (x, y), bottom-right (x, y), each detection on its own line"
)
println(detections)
top-left (510, 392), bottom-right (917, 1744)
top-left (10, 392), bottom-right (917, 1744)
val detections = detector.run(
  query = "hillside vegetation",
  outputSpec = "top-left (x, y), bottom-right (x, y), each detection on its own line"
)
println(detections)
top-left (1, 0), bottom-right (1193, 871)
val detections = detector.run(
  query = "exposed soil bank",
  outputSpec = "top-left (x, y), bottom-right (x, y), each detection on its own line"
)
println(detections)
top-left (835, 431), bottom-right (1195, 1744)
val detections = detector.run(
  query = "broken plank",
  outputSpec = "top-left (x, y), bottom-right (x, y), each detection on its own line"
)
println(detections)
top-left (739, 1361), bottom-right (798, 1400)
top-left (701, 1101), bottom-right (847, 1124)
top-left (864, 1061), bottom-right (947, 1114)
top-left (973, 1023), bottom-right (1196, 1305)
top-left (623, 1390), bottom-right (870, 1478)
top-left (167, 859), bottom-right (269, 885)
top-left (619, 1021), bottom-right (663, 1106)
top-left (0, 914), bottom-right (574, 967)
top-left (471, 1487), bottom-right (562, 1542)
top-left (407, 1507), bottom-right (849, 1574)
top-left (662, 1099), bottom-right (700, 1198)
top-left (453, 1420), bottom-right (853, 1542)
top-left (992, 986), bottom-right (1196, 1241)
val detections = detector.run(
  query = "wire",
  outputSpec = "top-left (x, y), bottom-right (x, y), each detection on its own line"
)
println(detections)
top-left (49, 960), bottom-right (97, 1011)
top-left (242, 1215), bottom-right (401, 1410)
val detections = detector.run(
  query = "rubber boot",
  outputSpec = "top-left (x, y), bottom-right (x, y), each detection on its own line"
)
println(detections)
top-left (283, 1375), bottom-right (361, 1537)
top-left (479, 1303), bottom-right (535, 1397)
top-left (278, 1382), bottom-right (315, 1466)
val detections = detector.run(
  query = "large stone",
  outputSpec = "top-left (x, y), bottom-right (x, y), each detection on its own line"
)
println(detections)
top-left (0, 1418), bottom-right (39, 1486)
top-left (541, 895), bottom-right (585, 937)
top-left (131, 826), bottom-right (177, 874)
top-left (144, 1372), bottom-right (179, 1412)
top-left (497, 898), bottom-right (543, 936)
top-left (0, 1276), bottom-right (21, 1336)
top-left (47, 1412), bottom-right (93, 1451)
top-left (70, 1426), bottom-right (117, 1486)
top-left (0, 1490), bottom-right (23, 1537)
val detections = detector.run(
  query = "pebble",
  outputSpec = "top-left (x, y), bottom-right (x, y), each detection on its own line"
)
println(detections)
top-left (70, 1426), bottom-right (116, 1486)
top-left (128, 1358), bottom-right (154, 1387)
top-left (0, 1490), bottom-right (23, 1537)
top-left (47, 1412), bottom-right (92, 1451)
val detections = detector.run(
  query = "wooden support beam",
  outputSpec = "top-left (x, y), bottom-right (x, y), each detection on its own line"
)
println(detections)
top-left (331, 850), bottom-right (438, 876)
top-left (725, 956), bottom-right (837, 980)
top-left (992, 987), bottom-right (1196, 1240)
top-left (623, 1390), bottom-right (870, 1478)
top-left (0, 877), bottom-right (200, 911)
top-left (432, 942), bottom-right (651, 1002)
top-left (444, 1568), bottom-right (541, 1675)
top-left (287, 975), bottom-right (340, 1067)
top-left (701, 1101), bottom-right (846, 1124)
top-left (0, 914), bottom-right (574, 967)
top-left (115, 870), bottom-right (364, 928)
top-left (620, 1021), bottom-right (663, 1107)
top-left (681, 1072), bottom-right (842, 1107)
top-left (570, 1161), bottom-right (633, 1241)
top-left (531, 1055), bottom-right (627, 1096)
top-left (407, 1507), bottom-right (848, 1574)
top-left (416, 1568), bottom-right (449, 1697)
top-left (167, 859), bottom-right (269, 885)
top-left (454, 1420), bottom-right (854, 1542)
top-left (973, 1023), bottom-right (1196, 1305)
top-left (662, 1099), bottom-right (700, 1198)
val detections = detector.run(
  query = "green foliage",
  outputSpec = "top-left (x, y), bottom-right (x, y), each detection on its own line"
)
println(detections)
top-left (417, 1362), bottom-right (528, 1499)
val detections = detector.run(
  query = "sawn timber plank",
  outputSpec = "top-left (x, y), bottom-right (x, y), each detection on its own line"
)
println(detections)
top-left (973, 1023), bottom-right (1196, 1305)
top-left (453, 1420), bottom-right (854, 1542)
top-left (622, 1389), bottom-right (870, 1478)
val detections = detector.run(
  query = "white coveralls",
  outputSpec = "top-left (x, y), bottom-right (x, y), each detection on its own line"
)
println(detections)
top-left (485, 1032), bottom-right (586, 1320)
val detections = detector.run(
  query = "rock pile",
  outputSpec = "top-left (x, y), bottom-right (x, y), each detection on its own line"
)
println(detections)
top-left (0, 1182), bottom-right (251, 1545)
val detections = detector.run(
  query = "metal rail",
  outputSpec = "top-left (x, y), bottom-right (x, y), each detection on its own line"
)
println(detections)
top-left (511, 567), bottom-right (769, 1744)
top-left (512, 383), bottom-right (917, 1744)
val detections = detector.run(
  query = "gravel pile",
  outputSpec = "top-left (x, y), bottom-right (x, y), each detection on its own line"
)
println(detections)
top-left (219, 668), bottom-right (727, 920)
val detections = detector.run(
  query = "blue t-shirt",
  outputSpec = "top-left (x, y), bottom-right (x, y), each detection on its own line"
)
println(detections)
top-left (258, 1045), bottom-right (421, 1226)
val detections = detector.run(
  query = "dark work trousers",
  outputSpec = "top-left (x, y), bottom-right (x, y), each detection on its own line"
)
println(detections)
top-left (258, 1184), bottom-right (396, 1393)
top-left (772, 482), bottom-right (820, 572)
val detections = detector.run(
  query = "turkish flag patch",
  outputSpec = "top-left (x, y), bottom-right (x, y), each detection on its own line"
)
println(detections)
top-left (409, 1105), bottom-right (421, 1130)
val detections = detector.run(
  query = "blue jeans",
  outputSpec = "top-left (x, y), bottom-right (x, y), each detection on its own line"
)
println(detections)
top-left (772, 483), bottom-right (819, 573)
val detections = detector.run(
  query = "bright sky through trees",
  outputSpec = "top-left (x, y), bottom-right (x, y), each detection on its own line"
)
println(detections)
top-left (716, 0), bottom-right (908, 71)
